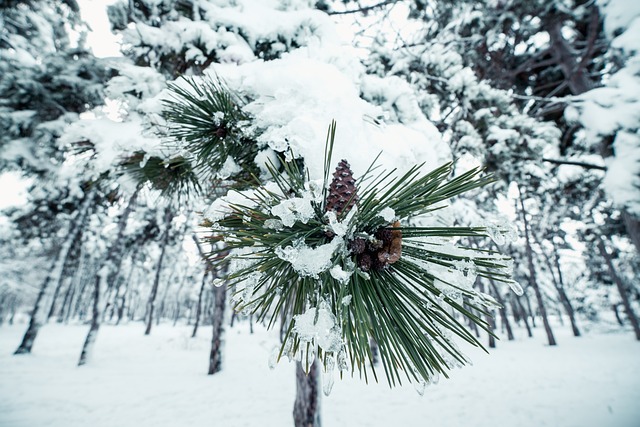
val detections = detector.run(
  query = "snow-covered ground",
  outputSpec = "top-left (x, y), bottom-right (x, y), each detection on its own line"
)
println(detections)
top-left (0, 321), bottom-right (638, 427)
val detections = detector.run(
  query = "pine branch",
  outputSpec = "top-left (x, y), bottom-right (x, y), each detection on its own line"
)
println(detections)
top-left (204, 122), bottom-right (517, 389)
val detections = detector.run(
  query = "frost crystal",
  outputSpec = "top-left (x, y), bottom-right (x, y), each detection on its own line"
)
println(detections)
top-left (216, 156), bottom-right (242, 179)
top-left (322, 356), bottom-right (336, 396)
top-left (264, 218), bottom-right (284, 230)
top-left (378, 207), bottom-right (396, 222)
top-left (341, 295), bottom-right (352, 306)
top-left (330, 265), bottom-right (352, 283)
top-left (293, 302), bottom-right (343, 354)
top-left (271, 197), bottom-right (315, 227)
top-left (326, 207), bottom-right (357, 237)
top-left (275, 238), bottom-right (342, 278)
top-left (486, 219), bottom-right (518, 245)
top-left (507, 280), bottom-right (524, 296)
top-left (212, 111), bottom-right (225, 125)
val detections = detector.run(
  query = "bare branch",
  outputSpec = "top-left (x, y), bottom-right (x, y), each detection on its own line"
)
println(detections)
top-left (328, 0), bottom-right (396, 16)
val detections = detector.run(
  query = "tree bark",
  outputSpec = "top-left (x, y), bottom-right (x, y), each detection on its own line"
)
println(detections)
top-left (78, 188), bottom-right (139, 366)
top-left (208, 283), bottom-right (226, 375)
top-left (293, 361), bottom-right (321, 427)
top-left (145, 207), bottom-right (173, 335)
top-left (519, 195), bottom-right (556, 346)
top-left (192, 235), bottom-right (229, 375)
top-left (15, 188), bottom-right (96, 355)
top-left (597, 237), bottom-right (640, 340)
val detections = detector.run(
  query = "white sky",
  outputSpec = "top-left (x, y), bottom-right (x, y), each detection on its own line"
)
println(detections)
top-left (77, 0), bottom-right (122, 58)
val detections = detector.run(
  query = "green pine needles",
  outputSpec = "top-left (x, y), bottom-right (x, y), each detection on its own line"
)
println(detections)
top-left (161, 76), bottom-right (259, 185)
top-left (205, 121), bottom-right (520, 391)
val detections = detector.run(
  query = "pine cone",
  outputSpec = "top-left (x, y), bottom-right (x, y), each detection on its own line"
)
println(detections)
top-left (349, 238), bottom-right (367, 254)
top-left (326, 159), bottom-right (358, 215)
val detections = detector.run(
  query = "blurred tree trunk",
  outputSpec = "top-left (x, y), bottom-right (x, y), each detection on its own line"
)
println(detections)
top-left (517, 297), bottom-right (533, 337)
top-left (477, 279), bottom-right (496, 348)
top-left (145, 207), bottom-right (173, 335)
top-left (597, 237), bottom-right (640, 341)
top-left (294, 361), bottom-right (321, 427)
top-left (208, 282), bottom-right (227, 375)
top-left (488, 278), bottom-right (514, 340)
top-left (519, 194), bottom-right (556, 346)
top-left (191, 243), bottom-right (210, 338)
top-left (552, 245), bottom-right (580, 336)
top-left (79, 189), bottom-right (139, 366)
top-left (15, 188), bottom-right (95, 355)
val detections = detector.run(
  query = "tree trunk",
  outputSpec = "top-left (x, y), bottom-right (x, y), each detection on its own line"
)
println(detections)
top-left (523, 291), bottom-right (537, 328)
top-left (173, 276), bottom-right (186, 326)
top-left (517, 297), bottom-right (533, 337)
top-left (58, 251), bottom-right (84, 323)
top-left (597, 237), bottom-right (640, 340)
top-left (293, 361), bottom-right (321, 427)
top-left (15, 188), bottom-right (96, 355)
top-left (488, 278), bottom-right (515, 340)
top-left (145, 207), bottom-right (173, 335)
top-left (519, 195), bottom-right (556, 346)
top-left (208, 284), bottom-right (226, 375)
top-left (552, 245), bottom-right (580, 337)
top-left (477, 279), bottom-right (496, 348)
top-left (612, 304), bottom-right (624, 326)
top-left (191, 269), bottom-right (208, 338)
top-left (533, 232), bottom-right (581, 337)
top-left (78, 188), bottom-right (139, 366)
top-left (77, 272), bottom-right (101, 366)
top-left (621, 210), bottom-right (640, 254)
top-left (191, 234), bottom-right (229, 375)
top-left (116, 257), bottom-right (136, 326)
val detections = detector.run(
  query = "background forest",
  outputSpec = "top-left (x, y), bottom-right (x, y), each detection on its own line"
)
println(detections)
top-left (0, 0), bottom-right (639, 426)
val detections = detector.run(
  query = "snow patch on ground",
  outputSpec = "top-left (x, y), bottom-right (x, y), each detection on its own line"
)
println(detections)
top-left (1, 322), bottom-right (639, 427)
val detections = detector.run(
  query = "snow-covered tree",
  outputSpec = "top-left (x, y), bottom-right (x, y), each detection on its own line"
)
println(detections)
top-left (0, 0), bottom-right (110, 354)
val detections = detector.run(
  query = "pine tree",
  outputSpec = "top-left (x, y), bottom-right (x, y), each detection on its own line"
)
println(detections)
top-left (100, 2), bottom-right (521, 425)
top-left (1, 0), bottom-right (110, 354)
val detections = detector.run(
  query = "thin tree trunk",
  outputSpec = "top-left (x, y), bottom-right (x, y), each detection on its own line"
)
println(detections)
top-left (597, 237), bottom-right (640, 340)
top-left (78, 188), bottom-right (139, 366)
top-left (552, 245), bottom-right (580, 336)
top-left (78, 271), bottom-right (101, 366)
top-left (517, 295), bottom-right (533, 337)
top-left (58, 253), bottom-right (82, 323)
top-left (477, 279), bottom-right (496, 348)
top-left (173, 276), bottom-right (187, 326)
top-left (532, 233), bottom-right (581, 337)
top-left (13, 260), bottom-right (55, 354)
top-left (612, 304), bottom-right (624, 326)
top-left (208, 283), bottom-right (227, 374)
top-left (116, 257), bottom-right (136, 326)
top-left (621, 210), bottom-right (640, 254)
top-left (294, 361), bottom-right (321, 427)
top-left (192, 268), bottom-right (208, 338)
top-left (488, 278), bottom-right (515, 340)
top-left (14, 188), bottom-right (95, 354)
top-left (192, 235), bottom-right (229, 375)
top-left (519, 195), bottom-right (556, 346)
top-left (0, 293), bottom-right (8, 326)
top-left (523, 291), bottom-right (537, 328)
top-left (145, 207), bottom-right (173, 335)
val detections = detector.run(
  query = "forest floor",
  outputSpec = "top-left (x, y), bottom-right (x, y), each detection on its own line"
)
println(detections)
top-left (0, 319), bottom-right (639, 427)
